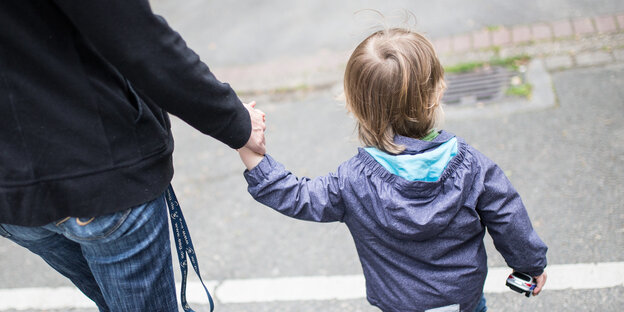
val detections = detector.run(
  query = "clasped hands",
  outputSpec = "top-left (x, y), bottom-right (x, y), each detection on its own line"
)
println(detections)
top-left (242, 101), bottom-right (266, 155)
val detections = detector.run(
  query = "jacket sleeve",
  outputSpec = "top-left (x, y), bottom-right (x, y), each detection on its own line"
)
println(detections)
top-left (52, 0), bottom-right (250, 149)
top-left (244, 155), bottom-right (346, 223)
top-left (474, 154), bottom-right (548, 276)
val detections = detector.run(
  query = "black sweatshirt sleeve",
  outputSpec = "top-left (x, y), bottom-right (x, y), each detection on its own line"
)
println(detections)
top-left (52, 0), bottom-right (251, 149)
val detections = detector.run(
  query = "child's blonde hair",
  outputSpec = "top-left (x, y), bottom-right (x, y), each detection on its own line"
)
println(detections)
top-left (344, 28), bottom-right (445, 154)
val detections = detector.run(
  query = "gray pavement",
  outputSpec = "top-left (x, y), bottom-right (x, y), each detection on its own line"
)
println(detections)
top-left (150, 0), bottom-right (624, 67)
top-left (1, 1), bottom-right (624, 311)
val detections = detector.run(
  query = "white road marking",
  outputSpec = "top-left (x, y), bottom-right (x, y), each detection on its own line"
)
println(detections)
top-left (215, 275), bottom-right (366, 303)
top-left (1, 262), bottom-right (623, 310)
top-left (483, 261), bottom-right (624, 293)
top-left (0, 287), bottom-right (94, 310)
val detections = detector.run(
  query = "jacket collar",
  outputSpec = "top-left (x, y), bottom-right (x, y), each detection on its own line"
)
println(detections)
top-left (394, 130), bottom-right (456, 154)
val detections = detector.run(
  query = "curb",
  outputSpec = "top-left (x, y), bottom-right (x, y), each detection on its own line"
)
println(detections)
top-left (435, 13), bottom-right (624, 55)
top-left (212, 12), bottom-right (624, 97)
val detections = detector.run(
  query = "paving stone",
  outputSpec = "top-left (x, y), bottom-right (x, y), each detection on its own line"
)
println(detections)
top-left (512, 25), bottom-right (531, 43)
top-left (617, 14), bottom-right (624, 30)
top-left (575, 51), bottom-right (613, 66)
top-left (572, 17), bottom-right (595, 35)
top-left (531, 23), bottom-right (553, 41)
top-left (452, 34), bottom-right (471, 52)
top-left (491, 27), bottom-right (511, 46)
top-left (472, 29), bottom-right (491, 49)
top-left (551, 20), bottom-right (573, 38)
top-left (433, 38), bottom-right (452, 54)
top-left (594, 15), bottom-right (617, 33)
top-left (544, 55), bottom-right (573, 70)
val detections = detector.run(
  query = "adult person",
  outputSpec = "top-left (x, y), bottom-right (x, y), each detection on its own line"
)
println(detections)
top-left (0, 1), bottom-right (264, 311)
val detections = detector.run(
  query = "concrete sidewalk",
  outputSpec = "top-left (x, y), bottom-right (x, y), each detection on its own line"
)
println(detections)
top-left (212, 12), bottom-right (624, 96)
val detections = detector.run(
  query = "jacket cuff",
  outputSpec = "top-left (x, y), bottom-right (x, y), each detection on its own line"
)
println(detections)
top-left (243, 154), bottom-right (279, 185)
top-left (524, 268), bottom-right (545, 277)
top-left (514, 266), bottom-right (545, 277)
top-left (221, 94), bottom-right (252, 150)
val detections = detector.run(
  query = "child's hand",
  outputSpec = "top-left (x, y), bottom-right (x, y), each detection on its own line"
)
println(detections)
top-left (242, 101), bottom-right (266, 155)
top-left (238, 146), bottom-right (264, 170)
top-left (239, 101), bottom-right (265, 169)
top-left (532, 272), bottom-right (547, 296)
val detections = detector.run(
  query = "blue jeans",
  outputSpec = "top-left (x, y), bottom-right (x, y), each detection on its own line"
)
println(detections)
top-left (0, 194), bottom-right (178, 312)
top-left (472, 294), bottom-right (487, 312)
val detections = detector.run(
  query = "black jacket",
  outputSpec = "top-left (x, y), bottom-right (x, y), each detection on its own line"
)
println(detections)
top-left (0, 1), bottom-right (251, 226)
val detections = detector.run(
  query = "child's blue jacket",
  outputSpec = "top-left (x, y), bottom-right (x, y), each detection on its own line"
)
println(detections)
top-left (244, 130), bottom-right (547, 312)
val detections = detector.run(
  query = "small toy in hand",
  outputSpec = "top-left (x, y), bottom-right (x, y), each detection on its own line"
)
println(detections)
top-left (506, 272), bottom-right (537, 297)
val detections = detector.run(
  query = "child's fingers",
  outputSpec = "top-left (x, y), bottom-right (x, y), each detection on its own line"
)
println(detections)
top-left (532, 272), bottom-right (547, 295)
top-left (244, 101), bottom-right (264, 120)
top-left (242, 100), bottom-right (257, 109)
top-left (253, 108), bottom-right (266, 122)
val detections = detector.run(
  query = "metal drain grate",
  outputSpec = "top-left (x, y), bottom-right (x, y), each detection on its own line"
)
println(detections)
top-left (442, 66), bottom-right (515, 105)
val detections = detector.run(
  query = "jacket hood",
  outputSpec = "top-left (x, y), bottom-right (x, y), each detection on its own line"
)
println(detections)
top-left (357, 131), bottom-right (475, 241)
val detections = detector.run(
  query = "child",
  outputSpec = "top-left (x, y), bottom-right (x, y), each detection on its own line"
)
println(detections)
top-left (238, 28), bottom-right (547, 312)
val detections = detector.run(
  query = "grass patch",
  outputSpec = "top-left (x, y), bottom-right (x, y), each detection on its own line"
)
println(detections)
top-left (273, 83), bottom-right (310, 94)
top-left (444, 54), bottom-right (531, 74)
top-left (491, 55), bottom-right (531, 71)
top-left (506, 83), bottom-right (532, 97)
top-left (444, 61), bottom-right (485, 74)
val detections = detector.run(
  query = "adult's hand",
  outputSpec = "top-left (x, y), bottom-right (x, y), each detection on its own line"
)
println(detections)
top-left (533, 271), bottom-right (547, 296)
top-left (242, 101), bottom-right (266, 155)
